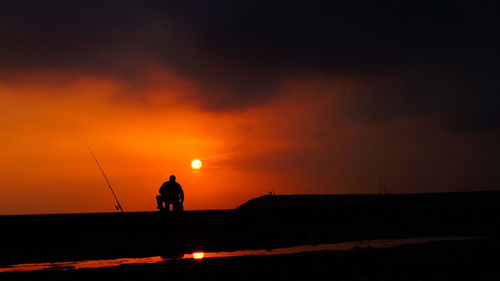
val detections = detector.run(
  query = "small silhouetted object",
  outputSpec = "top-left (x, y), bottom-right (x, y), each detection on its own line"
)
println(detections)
top-left (156, 175), bottom-right (184, 213)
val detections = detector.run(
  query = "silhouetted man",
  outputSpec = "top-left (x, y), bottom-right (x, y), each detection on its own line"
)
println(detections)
top-left (156, 175), bottom-right (184, 213)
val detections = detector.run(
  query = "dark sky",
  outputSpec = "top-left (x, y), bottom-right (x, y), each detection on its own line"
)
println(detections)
top-left (2, 1), bottom-right (499, 122)
top-left (1, 1), bottom-right (500, 213)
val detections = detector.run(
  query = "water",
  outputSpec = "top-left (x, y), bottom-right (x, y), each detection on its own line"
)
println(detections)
top-left (0, 236), bottom-right (482, 273)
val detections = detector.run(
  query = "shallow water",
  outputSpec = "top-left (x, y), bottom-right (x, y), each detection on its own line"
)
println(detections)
top-left (0, 236), bottom-right (482, 273)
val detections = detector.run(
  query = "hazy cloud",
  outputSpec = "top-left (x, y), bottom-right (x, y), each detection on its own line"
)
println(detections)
top-left (1, 0), bottom-right (499, 130)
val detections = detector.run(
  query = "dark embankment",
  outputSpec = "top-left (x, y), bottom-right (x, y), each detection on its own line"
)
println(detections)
top-left (237, 191), bottom-right (500, 211)
top-left (1, 191), bottom-right (500, 266)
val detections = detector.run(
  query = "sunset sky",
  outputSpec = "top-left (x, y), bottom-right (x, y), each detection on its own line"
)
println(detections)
top-left (1, 1), bottom-right (500, 214)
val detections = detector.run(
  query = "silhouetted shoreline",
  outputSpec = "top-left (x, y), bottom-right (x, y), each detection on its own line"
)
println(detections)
top-left (1, 191), bottom-right (499, 267)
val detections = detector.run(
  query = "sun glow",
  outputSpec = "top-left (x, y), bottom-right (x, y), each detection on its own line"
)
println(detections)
top-left (191, 159), bottom-right (202, 169)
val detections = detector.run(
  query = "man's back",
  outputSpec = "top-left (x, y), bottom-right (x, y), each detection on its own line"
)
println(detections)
top-left (159, 181), bottom-right (183, 200)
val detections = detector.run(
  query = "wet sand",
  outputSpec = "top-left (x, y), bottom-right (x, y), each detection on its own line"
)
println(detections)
top-left (2, 237), bottom-right (500, 281)
top-left (1, 236), bottom-right (481, 273)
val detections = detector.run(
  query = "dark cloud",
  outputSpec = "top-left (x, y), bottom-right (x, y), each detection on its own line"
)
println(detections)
top-left (1, 1), bottom-right (500, 130)
top-left (339, 65), bottom-right (500, 133)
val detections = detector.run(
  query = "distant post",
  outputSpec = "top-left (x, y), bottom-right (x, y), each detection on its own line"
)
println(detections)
top-left (464, 171), bottom-right (468, 193)
top-left (379, 176), bottom-right (382, 195)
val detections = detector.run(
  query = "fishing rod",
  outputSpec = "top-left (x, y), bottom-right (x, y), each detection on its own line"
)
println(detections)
top-left (85, 142), bottom-right (124, 213)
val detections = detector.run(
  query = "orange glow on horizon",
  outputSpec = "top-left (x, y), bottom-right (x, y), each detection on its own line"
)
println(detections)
top-left (0, 74), bottom-right (356, 215)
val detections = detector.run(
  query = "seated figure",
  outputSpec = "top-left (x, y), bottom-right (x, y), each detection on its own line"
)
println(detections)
top-left (156, 175), bottom-right (184, 213)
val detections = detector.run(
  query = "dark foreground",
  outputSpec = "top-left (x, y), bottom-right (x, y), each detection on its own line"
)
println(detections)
top-left (2, 237), bottom-right (500, 281)
top-left (1, 191), bottom-right (500, 279)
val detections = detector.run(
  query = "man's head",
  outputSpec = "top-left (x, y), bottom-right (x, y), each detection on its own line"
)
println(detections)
top-left (169, 175), bottom-right (176, 182)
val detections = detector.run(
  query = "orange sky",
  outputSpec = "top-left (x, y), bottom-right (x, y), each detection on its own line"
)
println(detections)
top-left (2, 71), bottom-right (499, 215)
top-left (0, 73), bottom-right (348, 214)
top-left (2, 2), bottom-right (500, 215)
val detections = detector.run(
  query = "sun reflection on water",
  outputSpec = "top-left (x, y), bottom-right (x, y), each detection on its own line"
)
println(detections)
top-left (192, 252), bottom-right (204, 260)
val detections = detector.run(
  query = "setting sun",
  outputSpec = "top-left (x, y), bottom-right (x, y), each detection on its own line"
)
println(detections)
top-left (191, 159), bottom-right (202, 170)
